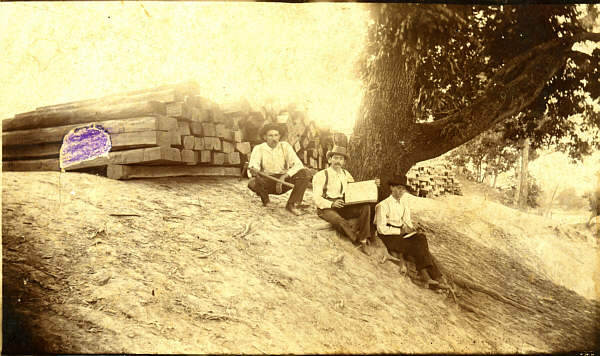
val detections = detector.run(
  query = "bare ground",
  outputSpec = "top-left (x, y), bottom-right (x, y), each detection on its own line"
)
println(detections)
top-left (2, 171), bottom-right (599, 353)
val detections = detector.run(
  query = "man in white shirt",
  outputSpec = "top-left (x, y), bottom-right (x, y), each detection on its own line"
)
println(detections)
top-left (375, 176), bottom-right (445, 289)
top-left (312, 146), bottom-right (375, 248)
top-left (247, 123), bottom-right (310, 216)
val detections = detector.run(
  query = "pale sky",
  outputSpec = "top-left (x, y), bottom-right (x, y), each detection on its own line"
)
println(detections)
top-left (0, 2), bottom-right (369, 134)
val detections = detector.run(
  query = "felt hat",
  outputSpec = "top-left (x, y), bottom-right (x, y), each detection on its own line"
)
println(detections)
top-left (326, 146), bottom-right (349, 160)
top-left (388, 175), bottom-right (409, 187)
top-left (259, 122), bottom-right (287, 139)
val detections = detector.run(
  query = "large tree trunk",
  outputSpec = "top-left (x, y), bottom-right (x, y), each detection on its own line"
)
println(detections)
top-left (347, 7), bottom-right (599, 196)
top-left (346, 38), bottom-right (419, 189)
top-left (518, 138), bottom-right (530, 210)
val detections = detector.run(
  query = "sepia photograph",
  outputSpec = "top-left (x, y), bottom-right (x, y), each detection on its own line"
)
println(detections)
top-left (1, 2), bottom-right (599, 354)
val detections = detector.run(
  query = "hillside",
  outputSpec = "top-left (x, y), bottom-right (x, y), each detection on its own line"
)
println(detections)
top-left (2, 171), bottom-right (599, 353)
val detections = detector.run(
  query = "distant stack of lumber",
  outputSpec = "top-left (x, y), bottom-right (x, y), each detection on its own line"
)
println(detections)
top-left (406, 163), bottom-right (463, 197)
top-left (2, 82), bottom-right (251, 180)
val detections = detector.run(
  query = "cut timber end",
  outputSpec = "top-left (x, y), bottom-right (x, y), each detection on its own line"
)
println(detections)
top-left (221, 141), bottom-right (234, 154)
top-left (181, 149), bottom-right (198, 165)
top-left (190, 122), bottom-right (203, 136)
top-left (177, 120), bottom-right (191, 136)
top-left (165, 102), bottom-right (184, 117)
top-left (201, 123), bottom-right (216, 137)
top-left (210, 137), bottom-right (222, 151)
top-left (215, 124), bottom-right (230, 139)
top-left (202, 137), bottom-right (213, 150)
top-left (200, 150), bottom-right (212, 163)
top-left (170, 130), bottom-right (182, 146)
top-left (182, 135), bottom-right (195, 150)
top-left (193, 137), bottom-right (204, 150)
top-left (107, 164), bottom-right (241, 180)
top-left (212, 152), bottom-right (226, 165)
top-left (233, 130), bottom-right (243, 143)
top-left (227, 152), bottom-right (241, 165)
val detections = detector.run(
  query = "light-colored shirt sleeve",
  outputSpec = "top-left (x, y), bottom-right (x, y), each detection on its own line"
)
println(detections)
top-left (312, 171), bottom-right (334, 209)
top-left (346, 170), bottom-right (355, 183)
top-left (282, 142), bottom-right (304, 177)
top-left (375, 202), bottom-right (403, 236)
top-left (247, 144), bottom-right (263, 178)
top-left (401, 194), bottom-right (414, 229)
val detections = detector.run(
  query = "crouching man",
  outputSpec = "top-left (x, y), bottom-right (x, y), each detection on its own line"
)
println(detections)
top-left (312, 146), bottom-right (376, 248)
top-left (247, 123), bottom-right (310, 216)
top-left (375, 176), bottom-right (447, 289)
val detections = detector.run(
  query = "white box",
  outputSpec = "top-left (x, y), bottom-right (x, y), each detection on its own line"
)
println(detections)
top-left (345, 180), bottom-right (378, 205)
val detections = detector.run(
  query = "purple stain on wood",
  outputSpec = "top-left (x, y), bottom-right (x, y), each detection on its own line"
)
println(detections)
top-left (60, 124), bottom-right (112, 169)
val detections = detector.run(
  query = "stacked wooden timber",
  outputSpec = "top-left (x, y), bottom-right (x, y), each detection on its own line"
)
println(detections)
top-left (243, 107), bottom-right (346, 170)
top-left (2, 82), bottom-right (249, 180)
top-left (406, 163), bottom-right (463, 197)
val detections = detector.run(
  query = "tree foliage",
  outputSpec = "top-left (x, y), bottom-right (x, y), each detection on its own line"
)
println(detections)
top-left (447, 127), bottom-right (521, 185)
top-left (349, 4), bottom-right (600, 187)
top-left (410, 4), bottom-right (600, 158)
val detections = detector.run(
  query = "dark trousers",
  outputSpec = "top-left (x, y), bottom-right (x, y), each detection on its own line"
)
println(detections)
top-left (379, 233), bottom-right (441, 279)
top-left (247, 168), bottom-right (310, 206)
top-left (317, 203), bottom-right (372, 243)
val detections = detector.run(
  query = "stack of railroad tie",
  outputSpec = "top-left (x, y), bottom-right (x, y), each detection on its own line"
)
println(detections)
top-left (2, 82), bottom-right (252, 180)
top-left (406, 163), bottom-right (463, 197)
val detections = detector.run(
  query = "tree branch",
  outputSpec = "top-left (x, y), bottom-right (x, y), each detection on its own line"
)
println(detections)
top-left (412, 35), bottom-right (574, 161)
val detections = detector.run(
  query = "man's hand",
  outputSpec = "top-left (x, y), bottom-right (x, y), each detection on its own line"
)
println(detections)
top-left (248, 167), bottom-right (259, 176)
top-left (374, 178), bottom-right (381, 187)
top-left (332, 199), bottom-right (345, 208)
top-left (401, 226), bottom-right (417, 235)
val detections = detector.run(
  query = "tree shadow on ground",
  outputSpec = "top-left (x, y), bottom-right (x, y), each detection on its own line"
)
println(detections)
top-left (419, 220), bottom-right (600, 351)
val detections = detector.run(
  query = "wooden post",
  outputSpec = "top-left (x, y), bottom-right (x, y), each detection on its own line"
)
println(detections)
top-left (518, 138), bottom-right (530, 210)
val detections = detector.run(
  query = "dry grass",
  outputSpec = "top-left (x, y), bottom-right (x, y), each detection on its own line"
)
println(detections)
top-left (2, 171), bottom-right (598, 353)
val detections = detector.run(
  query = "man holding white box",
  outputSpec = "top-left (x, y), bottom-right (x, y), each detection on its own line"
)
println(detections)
top-left (312, 146), bottom-right (379, 248)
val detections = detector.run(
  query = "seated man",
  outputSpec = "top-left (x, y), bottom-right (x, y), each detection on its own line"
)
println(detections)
top-left (247, 123), bottom-right (310, 216)
top-left (312, 146), bottom-right (376, 248)
top-left (375, 176), bottom-right (446, 289)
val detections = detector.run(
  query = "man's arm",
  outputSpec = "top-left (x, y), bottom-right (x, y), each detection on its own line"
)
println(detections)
top-left (312, 171), bottom-right (334, 209)
top-left (283, 142), bottom-right (304, 177)
top-left (375, 203), bottom-right (403, 236)
top-left (401, 196), bottom-right (415, 229)
top-left (247, 145), bottom-right (262, 178)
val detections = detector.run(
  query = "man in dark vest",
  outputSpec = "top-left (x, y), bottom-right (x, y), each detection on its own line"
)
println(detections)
top-left (247, 123), bottom-right (310, 216)
top-left (312, 146), bottom-right (378, 248)
top-left (375, 176), bottom-right (447, 289)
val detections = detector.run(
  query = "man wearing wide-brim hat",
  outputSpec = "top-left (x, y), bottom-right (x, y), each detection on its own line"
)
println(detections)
top-left (247, 122), bottom-right (310, 215)
top-left (374, 176), bottom-right (447, 289)
top-left (312, 146), bottom-right (378, 249)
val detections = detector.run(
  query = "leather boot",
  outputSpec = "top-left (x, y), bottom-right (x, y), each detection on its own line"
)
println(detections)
top-left (419, 268), bottom-right (439, 289)
top-left (339, 221), bottom-right (359, 243)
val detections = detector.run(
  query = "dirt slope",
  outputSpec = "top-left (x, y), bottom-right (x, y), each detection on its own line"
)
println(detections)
top-left (2, 171), bottom-right (598, 353)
